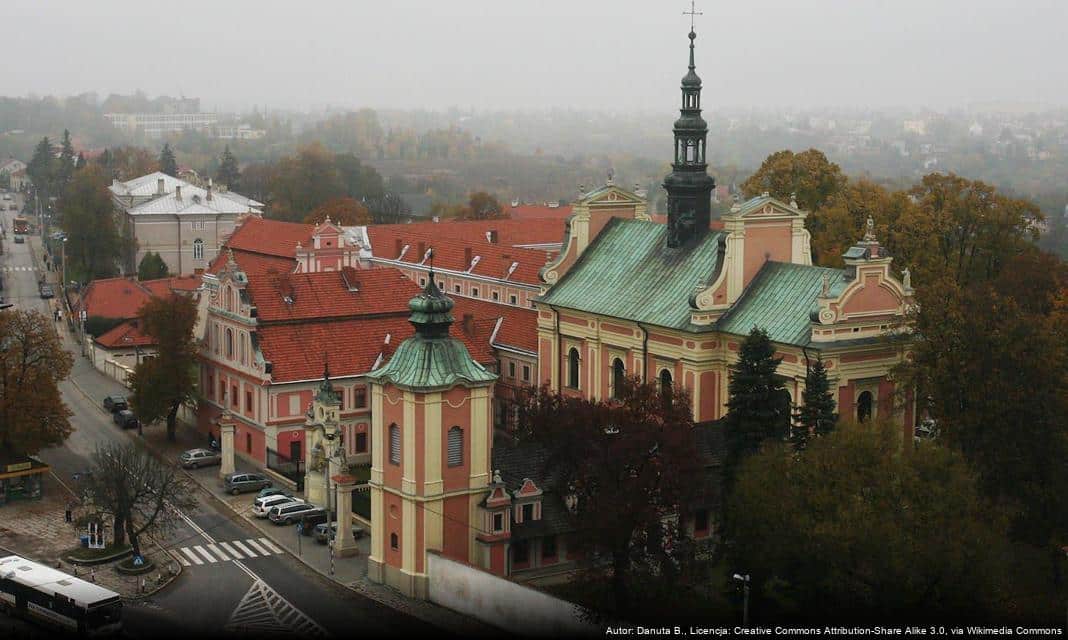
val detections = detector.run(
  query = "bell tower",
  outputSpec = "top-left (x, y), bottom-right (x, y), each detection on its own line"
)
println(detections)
top-left (663, 26), bottom-right (715, 248)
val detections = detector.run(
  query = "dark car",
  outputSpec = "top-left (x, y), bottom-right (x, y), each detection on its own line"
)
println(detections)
top-left (223, 473), bottom-right (271, 495)
top-left (103, 395), bottom-right (128, 413)
top-left (298, 510), bottom-right (331, 535)
top-left (256, 486), bottom-right (291, 500)
top-left (112, 409), bottom-right (139, 430)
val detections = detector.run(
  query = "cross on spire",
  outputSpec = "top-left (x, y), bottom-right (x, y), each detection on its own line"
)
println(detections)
top-left (683, 0), bottom-right (702, 31)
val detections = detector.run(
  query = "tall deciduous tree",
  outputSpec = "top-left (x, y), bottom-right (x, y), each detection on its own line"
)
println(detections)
top-left (216, 145), bottom-right (240, 191)
top-left (725, 327), bottom-right (788, 476)
top-left (729, 421), bottom-right (1041, 623)
top-left (513, 377), bottom-right (701, 614)
top-left (301, 197), bottom-right (372, 226)
top-left (137, 252), bottom-right (169, 281)
top-left (58, 164), bottom-right (124, 281)
top-left (129, 294), bottom-right (198, 442)
top-left (791, 356), bottom-right (837, 450)
top-left (158, 143), bottom-right (178, 177)
top-left (740, 149), bottom-right (844, 212)
top-left (0, 309), bottom-right (74, 454)
top-left (83, 442), bottom-right (196, 559)
top-left (27, 136), bottom-right (56, 202)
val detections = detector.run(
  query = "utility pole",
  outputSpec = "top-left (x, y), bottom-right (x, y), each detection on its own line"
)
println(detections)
top-left (733, 573), bottom-right (750, 627)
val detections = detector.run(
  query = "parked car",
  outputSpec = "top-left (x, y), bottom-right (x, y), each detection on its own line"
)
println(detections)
top-left (252, 494), bottom-right (302, 518)
top-left (314, 522), bottom-right (365, 544)
top-left (112, 409), bottom-right (139, 430)
top-left (298, 510), bottom-right (331, 535)
top-left (103, 395), bottom-right (128, 413)
top-left (256, 486), bottom-right (291, 500)
top-left (38, 285), bottom-right (53, 299)
top-left (268, 502), bottom-right (321, 525)
top-left (179, 448), bottom-right (221, 469)
top-left (223, 473), bottom-right (271, 495)
top-left (13, 235), bottom-right (24, 243)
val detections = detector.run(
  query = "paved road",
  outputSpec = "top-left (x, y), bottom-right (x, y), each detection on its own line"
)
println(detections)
top-left (0, 206), bottom-right (444, 638)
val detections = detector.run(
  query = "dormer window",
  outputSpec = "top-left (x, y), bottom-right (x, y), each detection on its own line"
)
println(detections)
top-left (492, 513), bottom-right (504, 533)
top-left (521, 503), bottom-right (534, 522)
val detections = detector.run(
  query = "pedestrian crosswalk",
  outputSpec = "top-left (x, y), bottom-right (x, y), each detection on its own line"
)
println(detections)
top-left (1, 266), bottom-right (36, 272)
top-left (173, 537), bottom-right (285, 566)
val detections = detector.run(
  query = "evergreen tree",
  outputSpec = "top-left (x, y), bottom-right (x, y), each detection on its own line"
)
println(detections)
top-left (216, 145), bottom-right (240, 190)
top-left (27, 137), bottom-right (55, 201)
top-left (137, 252), bottom-right (169, 281)
top-left (792, 356), bottom-right (838, 450)
top-left (725, 327), bottom-right (787, 472)
top-left (75, 152), bottom-right (87, 169)
top-left (57, 129), bottom-right (76, 186)
top-left (159, 143), bottom-right (178, 177)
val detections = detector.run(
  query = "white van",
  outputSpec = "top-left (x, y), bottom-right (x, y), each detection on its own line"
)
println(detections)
top-left (252, 494), bottom-right (302, 518)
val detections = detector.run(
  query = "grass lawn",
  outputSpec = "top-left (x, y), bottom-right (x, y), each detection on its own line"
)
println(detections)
top-left (64, 543), bottom-right (132, 564)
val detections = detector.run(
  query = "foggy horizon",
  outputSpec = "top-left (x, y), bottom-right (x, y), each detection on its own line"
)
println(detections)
top-left (5, 0), bottom-right (1067, 113)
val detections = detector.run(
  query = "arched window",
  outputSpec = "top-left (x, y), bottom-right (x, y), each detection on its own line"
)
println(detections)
top-left (659, 369), bottom-right (673, 406)
top-left (686, 140), bottom-right (696, 162)
top-left (193, 238), bottom-right (204, 261)
top-left (388, 423), bottom-right (400, 465)
top-left (447, 427), bottom-right (463, 467)
top-left (239, 334), bottom-right (247, 365)
top-left (857, 391), bottom-right (873, 422)
top-left (611, 358), bottom-right (626, 400)
top-left (225, 328), bottom-right (234, 358)
top-left (390, 532), bottom-right (398, 550)
top-left (567, 347), bottom-right (580, 389)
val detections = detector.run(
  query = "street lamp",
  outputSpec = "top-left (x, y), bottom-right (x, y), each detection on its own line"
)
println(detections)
top-left (733, 573), bottom-right (751, 627)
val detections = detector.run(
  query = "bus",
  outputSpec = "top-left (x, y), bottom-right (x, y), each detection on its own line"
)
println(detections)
top-left (12, 215), bottom-right (28, 235)
top-left (0, 555), bottom-right (123, 636)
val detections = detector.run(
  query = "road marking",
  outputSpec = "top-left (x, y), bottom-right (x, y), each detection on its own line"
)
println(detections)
top-left (206, 544), bottom-right (230, 562)
top-left (224, 579), bottom-right (329, 638)
top-left (218, 541), bottom-right (243, 559)
top-left (231, 540), bottom-right (257, 558)
top-left (245, 539), bottom-right (270, 556)
top-left (193, 545), bottom-right (217, 564)
top-left (257, 537), bottom-right (283, 554)
top-left (180, 548), bottom-right (204, 565)
top-left (177, 555), bottom-right (191, 567)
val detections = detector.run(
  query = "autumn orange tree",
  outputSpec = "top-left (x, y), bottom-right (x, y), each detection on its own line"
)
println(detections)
top-left (130, 294), bottom-right (198, 442)
top-left (512, 376), bottom-right (701, 615)
top-left (0, 309), bottom-right (74, 454)
top-left (302, 196), bottom-right (372, 226)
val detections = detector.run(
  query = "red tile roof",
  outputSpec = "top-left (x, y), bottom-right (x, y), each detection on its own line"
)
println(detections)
top-left (452, 297), bottom-right (538, 353)
top-left (365, 226), bottom-right (550, 286)
top-left (140, 274), bottom-right (201, 297)
top-left (208, 248), bottom-right (296, 278)
top-left (247, 267), bottom-right (416, 322)
top-left (224, 216), bottom-right (313, 258)
top-left (505, 204), bottom-right (573, 221)
top-left (371, 218), bottom-right (566, 249)
top-left (94, 319), bottom-right (154, 349)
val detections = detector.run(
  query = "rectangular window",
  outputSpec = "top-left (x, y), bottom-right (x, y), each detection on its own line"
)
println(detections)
top-left (508, 362), bottom-right (516, 378)
top-left (522, 365), bottom-right (531, 382)
top-left (471, 287), bottom-right (479, 297)
top-left (389, 425), bottom-right (401, 465)
top-left (419, 277), bottom-right (426, 286)
top-left (246, 433), bottom-right (252, 453)
top-left (288, 395), bottom-right (300, 416)
top-left (245, 391), bottom-right (253, 413)
top-left (513, 540), bottom-right (529, 564)
top-left (231, 385), bottom-right (238, 407)
top-left (522, 503), bottom-right (534, 522)
top-left (354, 387), bottom-right (367, 408)
top-left (447, 427), bottom-right (463, 467)
top-left (355, 432), bottom-right (368, 453)
top-left (542, 536), bottom-right (557, 559)
top-left (207, 373), bottom-right (214, 399)
top-left (219, 380), bottom-right (226, 403)
top-left (453, 284), bottom-right (461, 294)
top-left (491, 291), bottom-right (499, 301)
top-left (509, 294), bottom-right (518, 305)
top-left (493, 513), bottom-right (504, 532)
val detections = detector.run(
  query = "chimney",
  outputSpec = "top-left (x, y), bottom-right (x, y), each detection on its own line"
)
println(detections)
top-left (175, 185), bottom-right (182, 201)
top-left (488, 229), bottom-right (499, 244)
top-left (462, 313), bottom-right (475, 336)
top-left (206, 178), bottom-right (213, 201)
top-left (417, 241), bottom-right (426, 261)
top-left (464, 247), bottom-right (472, 266)
top-left (156, 178), bottom-right (165, 195)
top-left (394, 238), bottom-right (403, 257)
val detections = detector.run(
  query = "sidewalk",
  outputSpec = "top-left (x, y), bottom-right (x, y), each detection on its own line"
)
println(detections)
top-left (57, 303), bottom-right (498, 636)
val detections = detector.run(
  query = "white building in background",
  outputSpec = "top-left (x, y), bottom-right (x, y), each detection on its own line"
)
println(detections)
top-left (212, 124), bottom-right (266, 140)
top-left (104, 112), bottom-right (219, 138)
top-left (110, 172), bottom-right (264, 276)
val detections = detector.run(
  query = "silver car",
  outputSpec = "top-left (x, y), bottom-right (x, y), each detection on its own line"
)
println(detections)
top-left (224, 472), bottom-right (272, 495)
top-left (252, 494), bottom-right (302, 518)
top-left (179, 448), bottom-right (221, 469)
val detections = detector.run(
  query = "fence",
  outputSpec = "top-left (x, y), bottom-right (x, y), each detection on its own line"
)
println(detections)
top-left (427, 552), bottom-right (598, 637)
top-left (266, 448), bottom-right (305, 491)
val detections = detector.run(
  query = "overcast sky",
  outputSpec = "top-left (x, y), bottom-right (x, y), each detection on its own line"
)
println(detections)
top-left (5, 0), bottom-right (1066, 112)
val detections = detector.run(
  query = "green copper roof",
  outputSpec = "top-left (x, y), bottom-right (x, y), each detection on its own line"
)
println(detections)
top-left (365, 334), bottom-right (496, 391)
top-left (365, 271), bottom-right (496, 391)
top-left (715, 262), bottom-right (846, 346)
top-left (538, 218), bottom-right (724, 330)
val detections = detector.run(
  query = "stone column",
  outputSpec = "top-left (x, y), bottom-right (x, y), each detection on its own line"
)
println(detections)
top-left (219, 417), bottom-right (236, 481)
top-left (333, 476), bottom-right (359, 558)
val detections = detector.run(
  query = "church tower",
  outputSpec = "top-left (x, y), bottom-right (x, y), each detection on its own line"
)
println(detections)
top-left (365, 270), bottom-right (497, 599)
top-left (663, 27), bottom-right (715, 248)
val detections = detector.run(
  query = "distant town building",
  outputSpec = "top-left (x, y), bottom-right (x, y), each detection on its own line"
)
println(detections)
top-left (104, 112), bottom-right (219, 138)
top-left (903, 119), bottom-right (927, 135)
